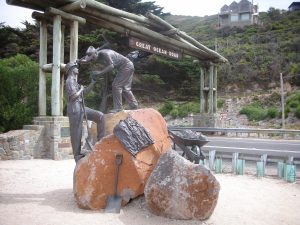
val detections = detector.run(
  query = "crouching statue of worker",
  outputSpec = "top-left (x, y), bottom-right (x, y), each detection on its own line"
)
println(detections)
top-left (77, 47), bottom-right (138, 113)
top-left (64, 62), bottom-right (105, 162)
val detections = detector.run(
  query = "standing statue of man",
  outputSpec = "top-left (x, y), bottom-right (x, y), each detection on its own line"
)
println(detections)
top-left (64, 62), bottom-right (105, 162)
top-left (78, 47), bottom-right (138, 113)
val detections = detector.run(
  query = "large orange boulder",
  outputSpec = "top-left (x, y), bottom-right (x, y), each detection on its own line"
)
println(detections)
top-left (144, 150), bottom-right (220, 220)
top-left (73, 108), bottom-right (171, 210)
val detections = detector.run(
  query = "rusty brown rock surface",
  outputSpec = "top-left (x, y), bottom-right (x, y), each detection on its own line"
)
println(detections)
top-left (73, 108), bottom-right (171, 210)
top-left (144, 150), bottom-right (220, 220)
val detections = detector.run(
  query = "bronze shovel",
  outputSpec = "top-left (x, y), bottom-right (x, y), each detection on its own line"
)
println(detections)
top-left (105, 153), bottom-right (123, 213)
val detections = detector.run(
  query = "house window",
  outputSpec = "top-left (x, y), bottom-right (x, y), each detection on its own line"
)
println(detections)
top-left (241, 13), bottom-right (250, 21)
top-left (231, 14), bottom-right (239, 22)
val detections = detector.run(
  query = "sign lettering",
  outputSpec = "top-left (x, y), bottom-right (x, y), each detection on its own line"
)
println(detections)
top-left (129, 37), bottom-right (182, 60)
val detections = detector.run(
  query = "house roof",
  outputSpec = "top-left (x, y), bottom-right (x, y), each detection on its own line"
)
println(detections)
top-left (220, 0), bottom-right (254, 14)
top-left (288, 2), bottom-right (300, 8)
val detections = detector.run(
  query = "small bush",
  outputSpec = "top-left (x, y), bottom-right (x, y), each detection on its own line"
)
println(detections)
top-left (159, 101), bottom-right (199, 118)
top-left (295, 105), bottom-right (300, 119)
top-left (286, 91), bottom-right (300, 109)
top-left (0, 54), bottom-right (38, 132)
top-left (267, 107), bottom-right (279, 118)
top-left (217, 98), bottom-right (225, 108)
top-left (158, 101), bottom-right (175, 116)
top-left (170, 108), bottom-right (179, 118)
top-left (240, 105), bottom-right (267, 121)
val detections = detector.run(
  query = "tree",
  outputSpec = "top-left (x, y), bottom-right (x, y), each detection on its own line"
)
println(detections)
top-left (0, 54), bottom-right (38, 133)
top-left (104, 0), bottom-right (168, 16)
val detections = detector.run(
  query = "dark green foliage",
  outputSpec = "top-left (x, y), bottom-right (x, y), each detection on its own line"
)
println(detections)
top-left (105, 0), bottom-right (167, 16)
top-left (159, 101), bottom-right (175, 116)
top-left (0, 54), bottom-right (38, 132)
top-left (295, 105), bottom-right (300, 119)
top-left (286, 91), bottom-right (300, 118)
top-left (176, 102), bottom-right (200, 118)
top-left (159, 101), bottom-right (199, 118)
top-left (0, 22), bottom-right (39, 60)
top-left (267, 107), bottom-right (279, 118)
top-left (240, 105), bottom-right (267, 121)
top-left (217, 98), bottom-right (225, 108)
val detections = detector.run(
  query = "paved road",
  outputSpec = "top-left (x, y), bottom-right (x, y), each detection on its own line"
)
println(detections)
top-left (201, 137), bottom-right (300, 158)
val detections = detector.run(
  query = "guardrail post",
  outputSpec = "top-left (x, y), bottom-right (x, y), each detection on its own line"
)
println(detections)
top-left (232, 152), bottom-right (239, 173)
top-left (236, 159), bottom-right (245, 175)
top-left (256, 161), bottom-right (265, 177)
top-left (288, 156), bottom-right (294, 164)
top-left (215, 158), bottom-right (222, 173)
top-left (209, 150), bottom-right (216, 170)
top-left (261, 154), bottom-right (268, 168)
top-left (277, 161), bottom-right (285, 178)
top-left (284, 164), bottom-right (296, 183)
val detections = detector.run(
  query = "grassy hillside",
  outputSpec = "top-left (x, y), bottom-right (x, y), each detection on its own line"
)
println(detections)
top-left (165, 10), bottom-right (300, 93)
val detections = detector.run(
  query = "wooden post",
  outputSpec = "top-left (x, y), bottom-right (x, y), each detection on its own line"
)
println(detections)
top-left (280, 73), bottom-right (285, 129)
top-left (52, 15), bottom-right (62, 116)
top-left (39, 20), bottom-right (47, 116)
top-left (60, 25), bottom-right (65, 116)
top-left (70, 21), bottom-right (78, 62)
top-left (213, 65), bottom-right (218, 113)
top-left (208, 64), bottom-right (214, 114)
top-left (200, 67), bottom-right (205, 113)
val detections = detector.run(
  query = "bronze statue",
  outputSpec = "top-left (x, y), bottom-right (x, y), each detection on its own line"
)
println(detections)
top-left (64, 62), bottom-right (105, 162)
top-left (78, 47), bottom-right (138, 113)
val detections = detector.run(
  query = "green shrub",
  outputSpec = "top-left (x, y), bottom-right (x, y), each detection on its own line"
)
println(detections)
top-left (0, 54), bottom-right (38, 132)
top-left (240, 105), bottom-right (267, 121)
top-left (217, 98), bottom-right (225, 108)
top-left (286, 91), bottom-right (300, 109)
top-left (267, 107), bottom-right (279, 118)
top-left (159, 101), bottom-right (199, 118)
top-left (295, 105), bottom-right (300, 119)
top-left (158, 101), bottom-right (175, 116)
top-left (140, 74), bottom-right (165, 85)
top-left (170, 108), bottom-right (179, 118)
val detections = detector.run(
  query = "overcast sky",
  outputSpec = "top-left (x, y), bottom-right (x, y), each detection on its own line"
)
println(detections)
top-left (0, 0), bottom-right (292, 28)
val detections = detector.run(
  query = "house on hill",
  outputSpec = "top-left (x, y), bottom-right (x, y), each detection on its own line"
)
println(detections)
top-left (218, 0), bottom-right (258, 28)
top-left (288, 2), bottom-right (300, 11)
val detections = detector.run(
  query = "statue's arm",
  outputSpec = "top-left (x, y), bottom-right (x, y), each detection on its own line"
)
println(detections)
top-left (77, 55), bottom-right (92, 64)
top-left (92, 64), bottom-right (114, 77)
top-left (69, 85), bottom-right (84, 102)
top-left (83, 78), bottom-right (96, 95)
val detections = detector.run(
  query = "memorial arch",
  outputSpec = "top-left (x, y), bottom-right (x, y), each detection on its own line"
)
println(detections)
top-left (7, 0), bottom-right (227, 159)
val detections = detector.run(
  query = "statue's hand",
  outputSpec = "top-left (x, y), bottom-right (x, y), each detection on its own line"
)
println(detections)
top-left (90, 74), bottom-right (97, 83)
top-left (91, 70), bottom-right (102, 76)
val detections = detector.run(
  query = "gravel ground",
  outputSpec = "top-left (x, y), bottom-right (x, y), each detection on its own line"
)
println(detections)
top-left (0, 159), bottom-right (299, 225)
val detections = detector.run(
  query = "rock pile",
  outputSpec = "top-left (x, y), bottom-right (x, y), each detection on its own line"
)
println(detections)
top-left (73, 108), bottom-right (171, 209)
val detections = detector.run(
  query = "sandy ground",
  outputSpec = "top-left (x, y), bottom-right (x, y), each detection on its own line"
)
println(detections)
top-left (0, 159), bottom-right (299, 225)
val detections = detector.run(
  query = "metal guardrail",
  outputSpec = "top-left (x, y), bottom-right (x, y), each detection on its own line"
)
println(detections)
top-left (168, 126), bottom-right (300, 165)
top-left (168, 126), bottom-right (300, 138)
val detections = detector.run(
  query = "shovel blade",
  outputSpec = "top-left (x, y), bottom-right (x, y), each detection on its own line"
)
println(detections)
top-left (105, 196), bottom-right (122, 213)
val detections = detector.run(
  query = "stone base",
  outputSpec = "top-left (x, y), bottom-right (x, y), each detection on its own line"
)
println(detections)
top-left (33, 116), bottom-right (72, 160)
top-left (193, 114), bottom-right (218, 127)
top-left (0, 128), bottom-right (43, 160)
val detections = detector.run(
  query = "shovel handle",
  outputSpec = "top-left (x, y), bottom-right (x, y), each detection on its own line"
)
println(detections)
top-left (115, 153), bottom-right (123, 165)
top-left (113, 153), bottom-right (123, 196)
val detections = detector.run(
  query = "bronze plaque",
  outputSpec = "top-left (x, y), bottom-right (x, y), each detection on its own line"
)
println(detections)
top-left (61, 127), bottom-right (70, 137)
top-left (129, 37), bottom-right (182, 60)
